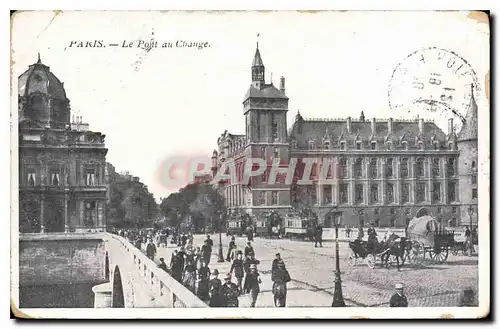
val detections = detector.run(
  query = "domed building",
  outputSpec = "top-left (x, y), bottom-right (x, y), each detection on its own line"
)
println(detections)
top-left (18, 54), bottom-right (108, 233)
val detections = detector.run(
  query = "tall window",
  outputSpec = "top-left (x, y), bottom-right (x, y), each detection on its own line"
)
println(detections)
top-left (355, 184), bottom-right (364, 204)
top-left (447, 158), bottom-right (455, 177)
top-left (51, 170), bottom-right (60, 186)
top-left (371, 142), bottom-right (376, 150)
top-left (387, 141), bottom-right (392, 150)
top-left (448, 182), bottom-right (456, 202)
top-left (432, 158), bottom-right (440, 177)
top-left (339, 183), bottom-right (348, 204)
top-left (356, 142), bottom-right (362, 150)
top-left (369, 158), bottom-right (377, 178)
top-left (261, 147), bottom-right (266, 157)
top-left (27, 169), bottom-right (36, 186)
top-left (401, 158), bottom-right (409, 178)
top-left (272, 123), bottom-right (278, 140)
top-left (432, 182), bottom-right (441, 202)
top-left (273, 147), bottom-right (279, 159)
top-left (416, 182), bottom-right (426, 202)
top-left (433, 142), bottom-right (439, 150)
top-left (324, 186), bottom-right (332, 204)
top-left (370, 184), bottom-right (379, 204)
top-left (416, 158), bottom-right (425, 177)
top-left (472, 188), bottom-right (478, 199)
top-left (386, 158), bottom-right (393, 178)
top-left (354, 158), bottom-right (363, 178)
top-left (271, 191), bottom-right (278, 205)
top-left (86, 169), bottom-right (96, 186)
top-left (418, 141), bottom-right (424, 150)
top-left (402, 141), bottom-right (408, 150)
top-left (309, 141), bottom-right (315, 150)
top-left (387, 183), bottom-right (394, 203)
top-left (339, 158), bottom-right (347, 179)
top-left (401, 184), bottom-right (410, 203)
top-left (340, 141), bottom-right (346, 150)
top-left (472, 175), bottom-right (477, 184)
top-left (259, 191), bottom-right (266, 205)
top-left (84, 201), bottom-right (96, 227)
top-left (472, 161), bottom-right (476, 169)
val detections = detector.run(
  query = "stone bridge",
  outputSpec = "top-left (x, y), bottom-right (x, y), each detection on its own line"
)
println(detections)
top-left (18, 233), bottom-right (208, 309)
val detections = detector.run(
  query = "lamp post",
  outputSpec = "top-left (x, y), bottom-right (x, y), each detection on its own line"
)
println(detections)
top-left (468, 205), bottom-right (474, 256)
top-left (331, 208), bottom-right (346, 307)
top-left (217, 211), bottom-right (225, 262)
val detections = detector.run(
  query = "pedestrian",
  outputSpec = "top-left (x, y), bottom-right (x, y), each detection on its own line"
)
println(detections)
top-left (145, 238), bottom-right (157, 261)
top-left (314, 224), bottom-right (323, 247)
top-left (367, 223), bottom-right (378, 253)
top-left (201, 240), bottom-right (212, 266)
top-left (244, 241), bottom-right (255, 258)
top-left (230, 251), bottom-right (245, 294)
top-left (271, 253), bottom-right (290, 307)
top-left (221, 273), bottom-right (240, 307)
top-left (358, 225), bottom-right (365, 240)
top-left (345, 225), bottom-right (352, 238)
top-left (134, 237), bottom-right (142, 250)
top-left (181, 233), bottom-right (187, 247)
top-left (182, 259), bottom-right (196, 294)
top-left (226, 236), bottom-right (236, 261)
top-left (243, 254), bottom-right (260, 276)
top-left (158, 257), bottom-right (168, 272)
top-left (247, 226), bottom-right (254, 242)
top-left (209, 269), bottom-right (223, 307)
top-left (205, 234), bottom-right (214, 252)
top-left (196, 260), bottom-right (211, 301)
top-left (244, 264), bottom-right (261, 307)
top-left (170, 250), bottom-right (182, 282)
top-left (194, 246), bottom-right (202, 270)
top-left (389, 283), bottom-right (408, 307)
top-left (177, 246), bottom-right (186, 273)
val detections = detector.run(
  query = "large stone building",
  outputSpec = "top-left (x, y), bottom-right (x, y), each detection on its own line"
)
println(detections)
top-left (18, 55), bottom-right (108, 233)
top-left (212, 45), bottom-right (478, 228)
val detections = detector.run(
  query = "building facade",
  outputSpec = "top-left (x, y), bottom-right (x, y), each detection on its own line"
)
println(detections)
top-left (18, 55), bottom-right (108, 233)
top-left (212, 46), bottom-right (478, 228)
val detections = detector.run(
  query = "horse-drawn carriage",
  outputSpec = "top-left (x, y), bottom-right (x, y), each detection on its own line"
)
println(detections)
top-left (347, 237), bottom-right (405, 269)
top-left (406, 216), bottom-right (456, 264)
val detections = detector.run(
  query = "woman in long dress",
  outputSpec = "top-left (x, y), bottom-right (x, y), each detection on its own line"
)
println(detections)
top-left (196, 261), bottom-right (211, 301)
top-left (182, 259), bottom-right (196, 294)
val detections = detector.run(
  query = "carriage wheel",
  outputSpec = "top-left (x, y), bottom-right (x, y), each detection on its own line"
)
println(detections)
top-left (429, 248), bottom-right (449, 264)
top-left (347, 252), bottom-right (357, 266)
top-left (451, 245), bottom-right (459, 256)
top-left (407, 242), bottom-right (424, 264)
top-left (387, 255), bottom-right (397, 268)
top-left (366, 254), bottom-right (376, 269)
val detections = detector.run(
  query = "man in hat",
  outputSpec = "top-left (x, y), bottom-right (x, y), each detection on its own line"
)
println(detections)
top-left (271, 253), bottom-right (290, 307)
top-left (221, 273), bottom-right (239, 307)
top-left (204, 234), bottom-right (214, 252)
top-left (230, 251), bottom-right (245, 294)
top-left (226, 235), bottom-right (236, 261)
top-left (367, 223), bottom-right (378, 253)
top-left (201, 239), bottom-right (212, 266)
top-left (244, 264), bottom-right (262, 307)
top-left (244, 241), bottom-right (255, 258)
top-left (389, 283), bottom-right (408, 307)
top-left (145, 237), bottom-right (157, 261)
top-left (209, 269), bottom-right (222, 307)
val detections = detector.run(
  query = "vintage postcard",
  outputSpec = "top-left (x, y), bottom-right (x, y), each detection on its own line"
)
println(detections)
top-left (10, 10), bottom-right (490, 319)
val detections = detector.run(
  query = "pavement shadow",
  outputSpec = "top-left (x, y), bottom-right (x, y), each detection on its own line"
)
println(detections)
top-left (442, 259), bottom-right (479, 266)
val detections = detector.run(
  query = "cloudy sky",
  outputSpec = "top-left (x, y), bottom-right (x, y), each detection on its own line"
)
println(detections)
top-left (12, 11), bottom-right (489, 200)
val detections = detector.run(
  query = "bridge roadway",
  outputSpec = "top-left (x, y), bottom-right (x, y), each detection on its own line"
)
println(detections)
top-left (155, 234), bottom-right (478, 307)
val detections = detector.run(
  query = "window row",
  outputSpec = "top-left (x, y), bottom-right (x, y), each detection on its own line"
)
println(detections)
top-left (301, 139), bottom-right (456, 151)
top-left (258, 191), bottom-right (279, 206)
top-left (23, 167), bottom-right (100, 186)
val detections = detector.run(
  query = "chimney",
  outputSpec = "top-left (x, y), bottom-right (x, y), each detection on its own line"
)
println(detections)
top-left (371, 118), bottom-right (376, 134)
top-left (448, 118), bottom-right (454, 135)
top-left (346, 116), bottom-right (352, 133)
top-left (419, 118), bottom-right (425, 134)
top-left (388, 118), bottom-right (393, 135)
top-left (280, 76), bottom-right (285, 93)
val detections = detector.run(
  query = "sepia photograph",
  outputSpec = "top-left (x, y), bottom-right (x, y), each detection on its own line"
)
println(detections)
top-left (10, 10), bottom-right (490, 319)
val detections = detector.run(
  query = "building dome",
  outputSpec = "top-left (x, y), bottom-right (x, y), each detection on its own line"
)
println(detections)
top-left (18, 54), bottom-right (67, 100)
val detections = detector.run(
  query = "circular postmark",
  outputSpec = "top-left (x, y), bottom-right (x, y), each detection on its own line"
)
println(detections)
top-left (388, 47), bottom-right (479, 133)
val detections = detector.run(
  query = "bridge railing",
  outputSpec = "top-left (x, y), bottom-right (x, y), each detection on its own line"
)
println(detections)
top-left (105, 233), bottom-right (208, 308)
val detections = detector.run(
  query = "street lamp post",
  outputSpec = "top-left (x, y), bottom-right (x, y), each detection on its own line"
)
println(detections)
top-left (468, 205), bottom-right (474, 256)
top-left (331, 208), bottom-right (346, 307)
top-left (217, 212), bottom-right (225, 262)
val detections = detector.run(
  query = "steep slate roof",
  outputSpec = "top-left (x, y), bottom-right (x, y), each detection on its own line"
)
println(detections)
top-left (457, 90), bottom-right (478, 142)
top-left (244, 83), bottom-right (288, 101)
top-left (252, 47), bottom-right (264, 66)
top-left (289, 116), bottom-right (447, 149)
top-left (18, 54), bottom-right (67, 99)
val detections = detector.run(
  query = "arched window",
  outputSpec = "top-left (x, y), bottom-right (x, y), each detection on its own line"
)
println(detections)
top-left (291, 141), bottom-right (298, 149)
top-left (308, 140), bottom-right (315, 150)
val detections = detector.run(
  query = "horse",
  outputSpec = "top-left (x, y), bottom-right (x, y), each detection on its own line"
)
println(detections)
top-left (272, 280), bottom-right (287, 307)
top-left (379, 236), bottom-right (407, 271)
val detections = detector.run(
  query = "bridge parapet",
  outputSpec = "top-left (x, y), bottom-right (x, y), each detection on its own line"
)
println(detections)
top-left (104, 233), bottom-right (208, 308)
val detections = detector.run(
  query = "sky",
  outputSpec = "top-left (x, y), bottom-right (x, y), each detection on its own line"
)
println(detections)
top-left (11, 11), bottom-right (489, 201)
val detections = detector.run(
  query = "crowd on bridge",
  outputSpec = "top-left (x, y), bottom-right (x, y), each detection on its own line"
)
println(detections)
top-left (112, 227), bottom-right (291, 307)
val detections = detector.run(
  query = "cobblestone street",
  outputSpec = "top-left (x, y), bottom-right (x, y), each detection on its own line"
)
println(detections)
top-left (156, 234), bottom-right (478, 307)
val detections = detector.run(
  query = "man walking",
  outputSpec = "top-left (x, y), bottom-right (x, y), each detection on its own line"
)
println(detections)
top-left (271, 253), bottom-right (290, 307)
top-left (145, 237), bottom-right (157, 261)
top-left (230, 251), bottom-right (245, 294)
top-left (314, 224), bottom-right (323, 248)
top-left (244, 264), bottom-right (261, 307)
top-left (221, 273), bottom-right (240, 307)
top-left (201, 240), bottom-right (212, 266)
top-left (244, 241), bottom-right (255, 258)
top-left (389, 283), bottom-right (408, 307)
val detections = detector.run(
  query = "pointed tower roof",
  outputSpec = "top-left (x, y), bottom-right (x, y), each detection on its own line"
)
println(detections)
top-left (252, 43), bottom-right (264, 67)
top-left (457, 84), bottom-right (478, 142)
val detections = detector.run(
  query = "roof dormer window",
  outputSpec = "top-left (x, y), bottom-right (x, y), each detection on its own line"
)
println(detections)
top-left (324, 141), bottom-right (330, 150)
top-left (370, 141), bottom-right (377, 150)
top-left (356, 142), bottom-right (362, 150)
top-left (308, 140), bottom-right (315, 150)
top-left (402, 141), bottom-right (408, 150)
top-left (340, 141), bottom-right (346, 150)
top-left (387, 141), bottom-right (392, 150)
